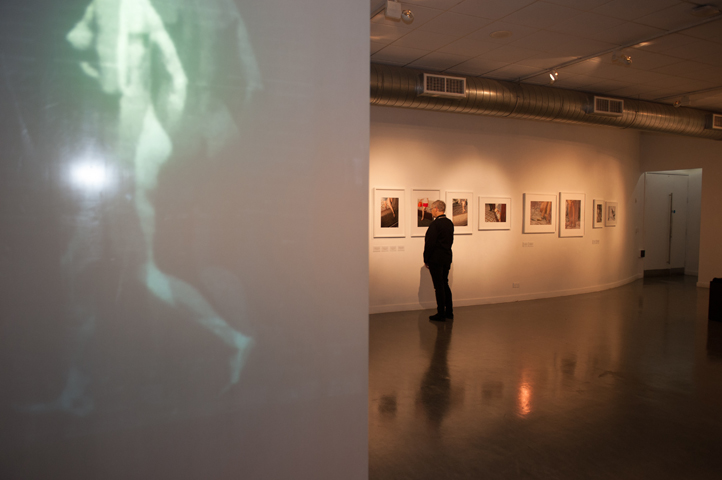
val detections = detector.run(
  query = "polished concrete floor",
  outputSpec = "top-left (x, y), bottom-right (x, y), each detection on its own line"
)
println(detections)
top-left (369, 277), bottom-right (722, 479)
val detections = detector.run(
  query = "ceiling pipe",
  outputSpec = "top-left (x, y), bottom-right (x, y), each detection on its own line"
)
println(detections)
top-left (370, 63), bottom-right (722, 141)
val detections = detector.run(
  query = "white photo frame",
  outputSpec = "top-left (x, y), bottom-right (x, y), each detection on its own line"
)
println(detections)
top-left (593, 199), bottom-right (605, 228)
top-left (523, 193), bottom-right (556, 234)
top-left (445, 191), bottom-right (473, 235)
top-left (605, 201), bottom-right (618, 227)
top-left (478, 197), bottom-right (511, 230)
top-left (411, 189), bottom-right (440, 237)
top-left (374, 188), bottom-right (405, 238)
top-left (559, 192), bottom-right (585, 238)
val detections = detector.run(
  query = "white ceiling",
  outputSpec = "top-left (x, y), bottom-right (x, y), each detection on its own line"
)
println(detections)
top-left (370, 0), bottom-right (722, 111)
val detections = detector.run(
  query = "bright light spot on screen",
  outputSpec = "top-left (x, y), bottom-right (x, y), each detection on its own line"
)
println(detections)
top-left (70, 161), bottom-right (110, 191)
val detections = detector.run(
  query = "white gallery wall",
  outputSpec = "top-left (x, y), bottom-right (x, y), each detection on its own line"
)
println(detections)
top-left (640, 134), bottom-right (722, 287)
top-left (686, 169), bottom-right (703, 276)
top-left (370, 106), bottom-right (644, 314)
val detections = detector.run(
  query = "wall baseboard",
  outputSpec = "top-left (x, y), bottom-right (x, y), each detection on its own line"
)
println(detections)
top-left (644, 267), bottom-right (685, 277)
top-left (370, 273), bottom-right (644, 314)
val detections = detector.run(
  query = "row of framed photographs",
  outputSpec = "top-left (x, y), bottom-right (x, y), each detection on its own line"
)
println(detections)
top-left (373, 188), bottom-right (618, 238)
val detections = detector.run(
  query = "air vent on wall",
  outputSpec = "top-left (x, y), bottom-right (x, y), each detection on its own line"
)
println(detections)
top-left (420, 73), bottom-right (467, 99)
top-left (706, 113), bottom-right (722, 130)
top-left (588, 96), bottom-right (624, 116)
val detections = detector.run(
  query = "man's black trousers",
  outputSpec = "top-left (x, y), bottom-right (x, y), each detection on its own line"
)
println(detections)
top-left (429, 263), bottom-right (453, 317)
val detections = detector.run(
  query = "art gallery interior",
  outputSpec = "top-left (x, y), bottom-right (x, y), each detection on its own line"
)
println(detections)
top-left (367, 1), bottom-right (722, 478)
top-left (1, 0), bottom-right (722, 479)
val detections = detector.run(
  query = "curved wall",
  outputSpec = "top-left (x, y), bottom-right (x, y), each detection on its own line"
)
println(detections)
top-left (370, 105), bottom-right (644, 314)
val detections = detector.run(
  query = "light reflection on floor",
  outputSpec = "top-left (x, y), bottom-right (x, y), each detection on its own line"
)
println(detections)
top-left (370, 276), bottom-right (722, 479)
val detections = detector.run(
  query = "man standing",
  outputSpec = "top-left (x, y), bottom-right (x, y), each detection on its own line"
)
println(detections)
top-left (424, 200), bottom-right (454, 321)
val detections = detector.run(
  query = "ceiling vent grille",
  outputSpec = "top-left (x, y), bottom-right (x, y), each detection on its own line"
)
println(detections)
top-left (589, 96), bottom-right (624, 116)
top-left (420, 73), bottom-right (467, 99)
top-left (706, 114), bottom-right (722, 130)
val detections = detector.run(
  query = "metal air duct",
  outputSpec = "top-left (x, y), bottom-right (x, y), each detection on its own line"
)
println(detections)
top-left (370, 64), bottom-right (722, 141)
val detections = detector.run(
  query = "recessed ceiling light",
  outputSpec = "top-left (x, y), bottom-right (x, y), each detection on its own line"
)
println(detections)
top-left (489, 30), bottom-right (513, 39)
top-left (691, 4), bottom-right (720, 18)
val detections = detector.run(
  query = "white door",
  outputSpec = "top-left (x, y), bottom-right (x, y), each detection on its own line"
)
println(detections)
top-left (643, 173), bottom-right (688, 272)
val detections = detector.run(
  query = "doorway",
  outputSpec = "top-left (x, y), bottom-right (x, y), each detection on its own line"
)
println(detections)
top-left (643, 170), bottom-right (702, 278)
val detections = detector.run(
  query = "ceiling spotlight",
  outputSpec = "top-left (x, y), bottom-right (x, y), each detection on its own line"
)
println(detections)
top-left (548, 70), bottom-right (558, 84)
top-left (612, 51), bottom-right (632, 66)
top-left (384, 1), bottom-right (414, 24)
top-left (401, 9), bottom-right (414, 24)
top-left (673, 95), bottom-right (691, 108)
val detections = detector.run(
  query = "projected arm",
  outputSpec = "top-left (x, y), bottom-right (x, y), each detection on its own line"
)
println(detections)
top-left (144, 1), bottom-right (187, 122)
top-left (67, 2), bottom-right (100, 79)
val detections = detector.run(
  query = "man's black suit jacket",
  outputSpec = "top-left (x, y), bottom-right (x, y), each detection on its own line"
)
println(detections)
top-left (424, 214), bottom-right (454, 267)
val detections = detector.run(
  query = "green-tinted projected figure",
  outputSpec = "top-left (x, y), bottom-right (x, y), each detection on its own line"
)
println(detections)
top-left (156, 0), bottom-right (262, 160)
top-left (38, 0), bottom-right (257, 415)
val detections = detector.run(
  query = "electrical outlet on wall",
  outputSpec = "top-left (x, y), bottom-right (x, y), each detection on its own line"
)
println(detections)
top-left (512, 282), bottom-right (520, 288)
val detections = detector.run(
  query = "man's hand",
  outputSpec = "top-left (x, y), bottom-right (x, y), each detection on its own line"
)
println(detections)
top-left (424, 264), bottom-right (429, 269)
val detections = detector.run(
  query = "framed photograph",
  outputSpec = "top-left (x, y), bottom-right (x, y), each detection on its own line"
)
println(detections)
top-left (446, 191), bottom-right (473, 235)
top-left (593, 199), bottom-right (604, 228)
top-left (374, 188), bottom-right (405, 238)
top-left (605, 201), bottom-right (618, 227)
top-left (559, 192), bottom-right (585, 237)
top-left (411, 189), bottom-right (440, 237)
top-left (478, 197), bottom-right (511, 230)
top-left (523, 193), bottom-right (556, 234)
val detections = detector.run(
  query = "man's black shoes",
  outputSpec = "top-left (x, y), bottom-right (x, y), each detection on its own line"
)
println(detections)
top-left (429, 314), bottom-right (446, 321)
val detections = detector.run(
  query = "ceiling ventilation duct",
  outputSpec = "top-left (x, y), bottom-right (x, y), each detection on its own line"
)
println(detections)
top-left (370, 63), bottom-right (722, 141)
top-left (706, 114), bottom-right (722, 130)
top-left (420, 73), bottom-right (467, 99)
top-left (590, 96), bottom-right (624, 117)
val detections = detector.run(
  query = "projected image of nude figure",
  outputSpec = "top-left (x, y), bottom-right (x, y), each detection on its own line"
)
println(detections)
top-left (29, 0), bottom-right (261, 415)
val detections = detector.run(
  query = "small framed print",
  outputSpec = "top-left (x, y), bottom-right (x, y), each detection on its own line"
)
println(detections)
top-left (479, 197), bottom-right (511, 230)
top-left (605, 201), bottom-right (618, 227)
top-left (411, 189), bottom-right (441, 237)
top-left (523, 193), bottom-right (556, 234)
top-left (446, 191), bottom-right (473, 235)
top-left (374, 188), bottom-right (405, 238)
top-left (559, 192), bottom-right (585, 238)
top-left (593, 199), bottom-right (604, 228)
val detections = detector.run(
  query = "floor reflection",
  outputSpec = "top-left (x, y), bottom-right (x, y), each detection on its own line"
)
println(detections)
top-left (370, 276), bottom-right (722, 479)
top-left (417, 321), bottom-right (453, 432)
